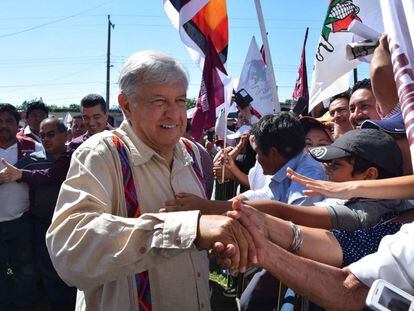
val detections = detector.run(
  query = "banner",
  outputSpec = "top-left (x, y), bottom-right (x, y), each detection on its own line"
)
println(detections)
top-left (381, 0), bottom-right (414, 165)
top-left (237, 36), bottom-right (277, 118)
top-left (309, 0), bottom-right (383, 112)
top-left (164, 0), bottom-right (228, 68)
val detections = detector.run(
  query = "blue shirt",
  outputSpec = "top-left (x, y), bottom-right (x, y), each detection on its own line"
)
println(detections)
top-left (242, 151), bottom-right (326, 205)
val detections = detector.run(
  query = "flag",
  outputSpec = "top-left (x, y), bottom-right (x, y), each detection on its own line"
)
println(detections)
top-left (309, 0), bottom-right (383, 112)
top-left (237, 36), bottom-right (277, 118)
top-left (292, 28), bottom-right (310, 113)
top-left (260, 45), bottom-right (266, 64)
top-left (380, 0), bottom-right (414, 165)
top-left (190, 37), bottom-right (230, 141)
top-left (63, 112), bottom-right (73, 127)
top-left (164, 0), bottom-right (228, 68)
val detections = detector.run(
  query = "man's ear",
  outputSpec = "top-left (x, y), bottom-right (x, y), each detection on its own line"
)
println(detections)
top-left (363, 167), bottom-right (379, 180)
top-left (268, 147), bottom-right (280, 163)
top-left (118, 93), bottom-right (132, 118)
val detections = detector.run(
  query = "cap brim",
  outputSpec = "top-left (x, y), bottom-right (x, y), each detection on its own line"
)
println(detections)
top-left (309, 145), bottom-right (352, 162)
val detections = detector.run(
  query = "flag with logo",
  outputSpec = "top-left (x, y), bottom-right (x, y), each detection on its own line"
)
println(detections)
top-left (190, 37), bottom-right (232, 141)
top-left (292, 28), bottom-right (310, 112)
top-left (164, 0), bottom-right (228, 68)
top-left (309, 0), bottom-right (383, 112)
top-left (380, 0), bottom-right (414, 164)
top-left (237, 36), bottom-right (277, 118)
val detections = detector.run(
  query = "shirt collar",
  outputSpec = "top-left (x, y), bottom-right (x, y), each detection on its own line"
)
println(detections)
top-left (271, 151), bottom-right (305, 183)
top-left (117, 120), bottom-right (190, 167)
top-left (24, 126), bottom-right (41, 142)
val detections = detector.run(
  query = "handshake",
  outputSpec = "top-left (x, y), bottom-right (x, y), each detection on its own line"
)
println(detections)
top-left (194, 200), bottom-right (268, 274)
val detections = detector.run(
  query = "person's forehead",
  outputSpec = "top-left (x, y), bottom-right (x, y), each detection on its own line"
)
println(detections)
top-left (329, 98), bottom-right (349, 110)
top-left (40, 122), bottom-right (58, 132)
top-left (138, 80), bottom-right (187, 96)
top-left (82, 105), bottom-right (105, 115)
top-left (29, 108), bottom-right (47, 116)
top-left (0, 111), bottom-right (17, 121)
top-left (350, 89), bottom-right (375, 105)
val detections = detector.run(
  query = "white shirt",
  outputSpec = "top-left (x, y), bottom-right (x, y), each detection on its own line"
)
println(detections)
top-left (248, 160), bottom-right (270, 191)
top-left (349, 222), bottom-right (414, 295)
top-left (0, 141), bottom-right (43, 221)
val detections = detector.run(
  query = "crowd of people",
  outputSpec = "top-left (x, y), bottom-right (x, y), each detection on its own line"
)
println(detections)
top-left (0, 32), bottom-right (413, 311)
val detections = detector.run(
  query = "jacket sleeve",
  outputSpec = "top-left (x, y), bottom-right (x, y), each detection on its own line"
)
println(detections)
top-left (46, 144), bottom-right (200, 290)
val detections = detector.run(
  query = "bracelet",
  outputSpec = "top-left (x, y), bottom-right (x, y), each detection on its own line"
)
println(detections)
top-left (287, 221), bottom-right (304, 253)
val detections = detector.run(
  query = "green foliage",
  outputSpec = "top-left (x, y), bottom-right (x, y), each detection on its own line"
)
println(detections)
top-left (186, 98), bottom-right (196, 110)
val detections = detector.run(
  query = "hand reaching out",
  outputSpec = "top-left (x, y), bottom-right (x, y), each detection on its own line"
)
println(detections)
top-left (286, 167), bottom-right (354, 199)
top-left (226, 200), bottom-right (267, 266)
top-left (161, 193), bottom-right (208, 213)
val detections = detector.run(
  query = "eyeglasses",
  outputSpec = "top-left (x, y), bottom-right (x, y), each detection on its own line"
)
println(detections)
top-left (40, 131), bottom-right (56, 139)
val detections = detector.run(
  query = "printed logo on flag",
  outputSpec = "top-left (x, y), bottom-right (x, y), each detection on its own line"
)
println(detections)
top-left (317, 0), bottom-right (362, 61)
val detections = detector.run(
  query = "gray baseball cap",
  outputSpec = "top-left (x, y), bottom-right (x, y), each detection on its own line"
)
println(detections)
top-left (309, 128), bottom-right (402, 176)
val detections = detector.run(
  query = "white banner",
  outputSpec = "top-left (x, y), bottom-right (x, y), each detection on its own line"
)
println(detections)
top-left (381, 0), bottom-right (414, 165)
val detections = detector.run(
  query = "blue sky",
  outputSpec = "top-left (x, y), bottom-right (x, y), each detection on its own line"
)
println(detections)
top-left (0, 0), bottom-right (370, 108)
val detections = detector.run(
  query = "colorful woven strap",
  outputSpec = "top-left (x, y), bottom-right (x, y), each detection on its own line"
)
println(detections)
top-left (181, 139), bottom-right (206, 197)
top-left (112, 135), bottom-right (152, 310)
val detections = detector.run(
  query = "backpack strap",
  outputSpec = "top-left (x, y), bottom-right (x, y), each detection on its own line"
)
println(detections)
top-left (111, 135), bottom-right (152, 311)
top-left (181, 138), bottom-right (207, 197)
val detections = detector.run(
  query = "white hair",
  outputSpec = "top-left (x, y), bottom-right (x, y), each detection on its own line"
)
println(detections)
top-left (118, 50), bottom-right (189, 102)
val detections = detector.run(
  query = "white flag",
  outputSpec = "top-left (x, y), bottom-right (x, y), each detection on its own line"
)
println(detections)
top-left (63, 112), bottom-right (73, 127)
top-left (237, 36), bottom-right (278, 117)
top-left (381, 0), bottom-right (414, 165)
top-left (309, 0), bottom-right (383, 112)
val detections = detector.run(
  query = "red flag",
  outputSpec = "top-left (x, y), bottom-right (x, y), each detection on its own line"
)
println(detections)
top-left (190, 37), bottom-right (227, 141)
top-left (292, 28), bottom-right (310, 105)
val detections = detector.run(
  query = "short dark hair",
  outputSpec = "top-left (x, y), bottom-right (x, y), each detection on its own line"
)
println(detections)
top-left (0, 103), bottom-right (20, 123)
top-left (343, 155), bottom-right (399, 179)
top-left (330, 90), bottom-right (350, 104)
top-left (251, 112), bottom-right (305, 159)
top-left (40, 117), bottom-right (67, 133)
top-left (352, 78), bottom-right (372, 95)
top-left (26, 100), bottom-right (49, 117)
top-left (80, 94), bottom-right (107, 113)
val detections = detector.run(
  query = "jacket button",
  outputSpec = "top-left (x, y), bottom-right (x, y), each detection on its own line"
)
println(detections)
top-left (174, 237), bottom-right (181, 246)
top-left (139, 247), bottom-right (146, 254)
top-left (197, 272), bottom-right (201, 278)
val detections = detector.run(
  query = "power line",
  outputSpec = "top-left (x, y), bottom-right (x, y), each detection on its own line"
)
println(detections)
top-left (0, 0), bottom-right (114, 38)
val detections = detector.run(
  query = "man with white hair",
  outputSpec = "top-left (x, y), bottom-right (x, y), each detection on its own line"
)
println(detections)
top-left (46, 51), bottom-right (256, 311)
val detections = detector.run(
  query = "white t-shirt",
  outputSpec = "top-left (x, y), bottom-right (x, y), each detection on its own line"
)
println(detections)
top-left (0, 141), bottom-right (43, 221)
top-left (348, 222), bottom-right (414, 295)
top-left (248, 160), bottom-right (270, 191)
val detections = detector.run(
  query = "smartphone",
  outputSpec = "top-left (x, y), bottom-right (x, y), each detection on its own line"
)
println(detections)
top-left (366, 279), bottom-right (414, 311)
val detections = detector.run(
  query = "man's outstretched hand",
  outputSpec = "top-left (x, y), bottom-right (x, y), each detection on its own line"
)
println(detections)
top-left (226, 200), bottom-right (268, 266)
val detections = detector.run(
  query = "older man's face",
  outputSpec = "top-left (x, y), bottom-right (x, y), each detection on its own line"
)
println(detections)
top-left (120, 79), bottom-right (187, 155)
top-left (349, 89), bottom-right (380, 128)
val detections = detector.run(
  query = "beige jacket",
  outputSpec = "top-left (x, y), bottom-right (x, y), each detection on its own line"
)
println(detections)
top-left (46, 121), bottom-right (210, 311)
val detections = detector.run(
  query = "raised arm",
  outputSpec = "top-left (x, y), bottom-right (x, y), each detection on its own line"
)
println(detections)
top-left (287, 167), bottom-right (414, 200)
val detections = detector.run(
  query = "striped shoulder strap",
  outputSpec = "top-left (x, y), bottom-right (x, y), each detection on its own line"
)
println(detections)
top-left (111, 135), bottom-right (152, 311)
top-left (181, 138), bottom-right (207, 197)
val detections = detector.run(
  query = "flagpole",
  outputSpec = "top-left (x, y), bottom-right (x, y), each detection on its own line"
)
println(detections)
top-left (221, 106), bottom-right (227, 185)
top-left (254, 0), bottom-right (280, 113)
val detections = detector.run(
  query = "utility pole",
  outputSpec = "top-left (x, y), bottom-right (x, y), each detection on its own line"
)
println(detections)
top-left (106, 15), bottom-right (115, 110)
